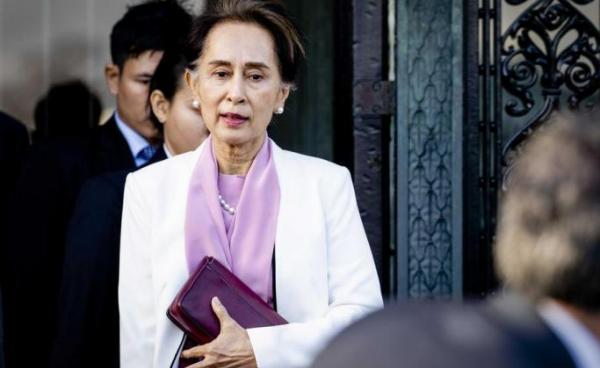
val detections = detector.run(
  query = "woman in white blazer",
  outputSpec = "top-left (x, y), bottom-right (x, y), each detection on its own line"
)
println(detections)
top-left (118, 1), bottom-right (383, 367)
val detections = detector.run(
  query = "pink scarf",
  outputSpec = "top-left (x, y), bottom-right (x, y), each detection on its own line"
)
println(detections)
top-left (184, 135), bottom-right (280, 302)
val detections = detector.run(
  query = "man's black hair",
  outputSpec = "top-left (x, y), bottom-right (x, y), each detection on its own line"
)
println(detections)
top-left (33, 80), bottom-right (102, 143)
top-left (110, 0), bottom-right (192, 70)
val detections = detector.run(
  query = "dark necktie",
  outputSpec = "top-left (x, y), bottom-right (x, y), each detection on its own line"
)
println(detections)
top-left (136, 145), bottom-right (156, 166)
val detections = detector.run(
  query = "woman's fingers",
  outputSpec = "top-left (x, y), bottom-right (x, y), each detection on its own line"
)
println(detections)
top-left (187, 356), bottom-right (216, 368)
top-left (183, 297), bottom-right (255, 367)
top-left (188, 356), bottom-right (252, 368)
top-left (182, 298), bottom-right (236, 360)
top-left (182, 342), bottom-right (211, 359)
top-left (211, 297), bottom-right (233, 327)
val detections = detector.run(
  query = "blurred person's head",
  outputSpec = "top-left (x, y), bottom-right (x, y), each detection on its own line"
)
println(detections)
top-left (33, 80), bottom-right (102, 144)
top-left (495, 112), bottom-right (600, 313)
top-left (149, 51), bottom-right (209, 155)
top-left (105, 0), bottom-right (192, 143)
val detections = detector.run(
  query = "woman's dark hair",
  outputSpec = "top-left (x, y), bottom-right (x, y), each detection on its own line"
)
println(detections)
top-left (148, 51), bottom-right (191, 132)
top-left (187, 0), bottom-right (305, 84)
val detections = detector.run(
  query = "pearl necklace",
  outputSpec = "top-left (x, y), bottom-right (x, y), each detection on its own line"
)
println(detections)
top-left (218, 194), bottom-right (236, 215)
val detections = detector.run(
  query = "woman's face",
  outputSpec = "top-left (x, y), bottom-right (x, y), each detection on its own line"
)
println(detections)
top-left (189, 21), bottom-right (290, 149)
top-left (161, 79), bottom-right (209, 155)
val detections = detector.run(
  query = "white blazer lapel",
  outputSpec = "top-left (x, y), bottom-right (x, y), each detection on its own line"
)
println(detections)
top-left (153, 144), bottom-right (205, 368)
top-left (271, 144), bottom-right (329, 322)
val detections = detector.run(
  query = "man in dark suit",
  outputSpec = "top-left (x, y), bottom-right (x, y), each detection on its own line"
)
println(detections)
top-left (32, 80), bottom-right (102, 144)
top-left (314, 113), bottom-right (600, 368)
top-left (0, 111), bottom-right (29, 257)
top-left (47, 148), bottom-right (167, 368)
top-left (48, 49), bottom-right (208, 368)
top-left (312, 295), bottom-right (575, 368)
top-left (0, 112), bottom-right (28, 368)
top-left (1, 2), bottom-right (192, 367)
top-left (492, 113), bottom-right (600, 367)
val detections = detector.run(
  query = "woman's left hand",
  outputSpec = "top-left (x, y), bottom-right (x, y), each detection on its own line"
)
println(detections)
top-left (182, 297), bottom-right (258, 368)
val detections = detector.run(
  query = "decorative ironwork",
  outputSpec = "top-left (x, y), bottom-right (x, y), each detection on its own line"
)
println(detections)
top-left (464, 0), bottom-right (600, 296)
top-left (461, 0), bottom-right (502, 297)
top-left (403, 0), bottom-right (455, 298)
top-left (501, 0), bottom-right (600, 159)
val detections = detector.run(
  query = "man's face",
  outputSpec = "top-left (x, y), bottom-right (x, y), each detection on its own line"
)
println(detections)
top-left (106, 50), bottom-right (164, 142)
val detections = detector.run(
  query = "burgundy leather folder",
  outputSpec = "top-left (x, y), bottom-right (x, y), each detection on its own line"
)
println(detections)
top-left (167, 256), bottom-right (287, 346)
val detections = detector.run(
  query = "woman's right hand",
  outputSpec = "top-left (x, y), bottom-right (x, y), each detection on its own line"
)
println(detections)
top-left (182, 297), bottom-right (258, 368)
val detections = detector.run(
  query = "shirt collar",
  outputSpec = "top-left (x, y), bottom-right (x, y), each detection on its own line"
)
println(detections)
top-left (163, 143), bottom-right (173, 158)
top-left (114, 111), bottom-right (150, 159)
top-left (539, 301), bottom-right (600, 368)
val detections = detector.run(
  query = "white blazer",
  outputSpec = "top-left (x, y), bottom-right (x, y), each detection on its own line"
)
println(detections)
top-left (119, 140), bottom-right (383, 368)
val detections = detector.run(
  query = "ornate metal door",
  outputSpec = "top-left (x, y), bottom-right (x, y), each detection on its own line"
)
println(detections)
top-left (394, 0), bottom-right (600, 299)
top-left (464, 0), bottom-right (600, 297)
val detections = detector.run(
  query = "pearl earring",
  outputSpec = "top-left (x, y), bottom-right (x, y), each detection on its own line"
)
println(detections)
top-left (192, 99), bottom-right (200, 109)
top-left (275, 106), bottom-right (284, 114)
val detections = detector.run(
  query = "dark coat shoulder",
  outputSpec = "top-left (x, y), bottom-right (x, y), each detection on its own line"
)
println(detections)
top-left (312, 297), bottom-right (575, 368)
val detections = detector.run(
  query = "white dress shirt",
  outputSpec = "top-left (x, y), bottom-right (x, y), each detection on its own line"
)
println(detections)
top-left (539, 301), bottom-right (600, 368)
top-left (163, 144), bottom-right (173, 158)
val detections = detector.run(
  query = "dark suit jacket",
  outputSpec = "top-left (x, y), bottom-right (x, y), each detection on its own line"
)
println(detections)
top-left (2, 116), bottom-right (138, 368)
top-left (0, 112), bottom-right (29, 268)
top-left (0, 112), bottom-right (29, 368)
top-left (88, 115), bottom-right (136, 174)
top-left (311, 294), bottom-right (576, 368)
top-left (48, 148), bottom-right (166, 368)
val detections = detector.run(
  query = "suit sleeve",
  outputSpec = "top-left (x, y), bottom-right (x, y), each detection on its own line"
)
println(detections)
top-left (49, 175), bottom-right (124, 368)
top-left (2, 145), bottom-right (74, 366)
top-left (119, 173), bottom-right (156, 368)
top-left (246, 167), bottom-right (384, 368)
